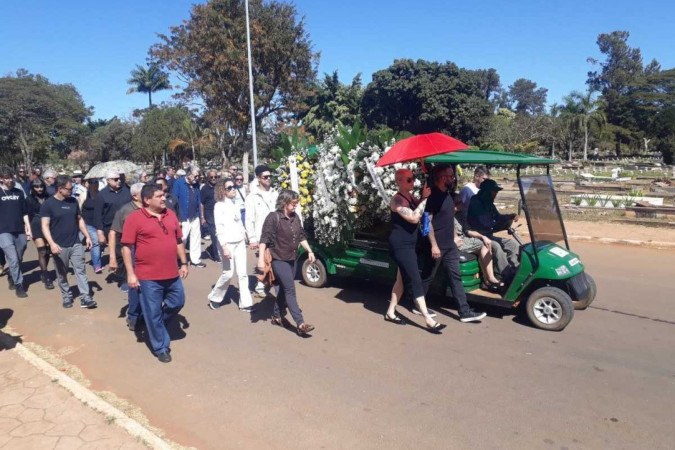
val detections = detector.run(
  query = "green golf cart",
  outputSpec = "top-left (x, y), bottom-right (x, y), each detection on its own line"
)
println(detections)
top-left (299, 150), bottom-right (596, 331)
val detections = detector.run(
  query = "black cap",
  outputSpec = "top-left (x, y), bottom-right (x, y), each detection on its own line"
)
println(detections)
top-left (255, 165), bottom-right (271, 176)
top-left (480, 179), bottom-right (503, 192)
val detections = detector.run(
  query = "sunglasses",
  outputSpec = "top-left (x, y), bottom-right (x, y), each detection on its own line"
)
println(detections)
top-left (158, 220), bottom-right (168, 235)
top-left (260, 175), bottom-right (271, 180)
top-left (225, 185), bottom-right (235, 191)
top-left (208, 175), bottom-right (218, 179)
top-left (33, 185), bottom-right (45, 188)
top-left (109, 178), bottom-right (120, 181)
top-left (235, 178), bottom-right (243, 181)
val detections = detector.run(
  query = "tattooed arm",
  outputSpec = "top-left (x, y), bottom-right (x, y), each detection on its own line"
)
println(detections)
top-left (390, 194), bottom-right (427, 224)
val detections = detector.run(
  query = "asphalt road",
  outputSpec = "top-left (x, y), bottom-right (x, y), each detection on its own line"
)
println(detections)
top-left (1, 242), bottom-right (674, 449)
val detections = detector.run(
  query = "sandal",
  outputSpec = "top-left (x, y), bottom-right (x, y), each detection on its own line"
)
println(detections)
top-left (481, 281), bottom-right (504, 292)
top-left (384, 313), bottom-right (405, 325)
top-left (296, 323), bottom-right (315, 336)
top-left (271, 316), bottom-right (293, 329)
top-left (426, 321), bottom-right (447, 334)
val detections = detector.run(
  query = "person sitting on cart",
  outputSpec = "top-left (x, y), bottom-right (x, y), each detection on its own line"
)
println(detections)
top-left (452, 195), bottom-right (504, 292)
top-left (467, 179), bottom-right (520, 271)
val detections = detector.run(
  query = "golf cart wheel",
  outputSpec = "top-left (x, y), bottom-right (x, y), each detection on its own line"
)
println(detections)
top-left (302, 257), bottom-right (327, 288)
top-left (573, 274), bottom-right (596, 310)
top-left (525, 287), bottom-right (574, 331)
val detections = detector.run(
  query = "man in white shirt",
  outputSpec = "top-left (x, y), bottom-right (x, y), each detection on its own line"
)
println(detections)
top-left (457, 166), bottom-right (489, 227)
top-left (245, 165), bottom-right (278, 297)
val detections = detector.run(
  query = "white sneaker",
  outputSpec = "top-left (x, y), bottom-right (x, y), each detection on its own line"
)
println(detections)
top-left (412, 308), bottom-right (437, 318)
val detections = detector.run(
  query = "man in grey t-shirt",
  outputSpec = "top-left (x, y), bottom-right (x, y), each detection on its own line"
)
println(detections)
top-left (109, 183), bottom-right (144, 330)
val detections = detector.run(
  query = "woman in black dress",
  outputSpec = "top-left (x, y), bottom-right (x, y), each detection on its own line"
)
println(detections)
top-left (384, 169), bottom-right (445, 332)
top-left (25, 178), bottom-right (54, 289)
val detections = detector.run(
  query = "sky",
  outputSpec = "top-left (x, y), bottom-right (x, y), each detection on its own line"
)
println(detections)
top-left (1, 0), bottom-right (673, 120)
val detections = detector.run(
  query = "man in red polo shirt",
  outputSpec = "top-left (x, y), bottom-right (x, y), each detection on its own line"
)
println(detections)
top-left (121, 184), bottom-right (189, 363)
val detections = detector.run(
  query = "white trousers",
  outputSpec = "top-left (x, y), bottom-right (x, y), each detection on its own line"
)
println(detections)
top-left (208, 240), bottom-right (253, 308)
top-left (181, 217), bottom-right (202, 264)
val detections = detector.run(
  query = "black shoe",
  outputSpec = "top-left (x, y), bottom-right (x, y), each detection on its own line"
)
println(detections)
top-left (41, 272), bottom-right (54, 290)
top-left (459, 310), bottom-right (487, 323)
top-left (208, 300), bottom-right (222, 310)
top-left (156, 351), bottom-right (172, 363)
top-left (63, 300), bottom-right (74, 309)
top-left (8, 277), bottom-right (15, 290)
top-left (80, 298), bottom-right (97, 309)
top-left (15, 284), bottom-right (27, 298)
top-left (190, 262), bottom-right (207, 268)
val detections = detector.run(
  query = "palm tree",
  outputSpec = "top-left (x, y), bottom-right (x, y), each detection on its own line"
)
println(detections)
top-left (126, 64), bottom-right (171, 108)
top-left (568, 91), bottom-right (605, 160)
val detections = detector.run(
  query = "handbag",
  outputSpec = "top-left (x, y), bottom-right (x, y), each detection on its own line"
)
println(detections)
top-left (256, 247), bottom-right (276, 287)
top-left (255, 212), bottom-right (280, 287)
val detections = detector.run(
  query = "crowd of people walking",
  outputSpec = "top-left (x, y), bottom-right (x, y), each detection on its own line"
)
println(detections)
top-left (1, 161), bottom-right (520, 362)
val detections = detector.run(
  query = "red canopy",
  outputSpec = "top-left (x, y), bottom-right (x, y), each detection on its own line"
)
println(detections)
top-left (375, 132), bottom-right (468, 167)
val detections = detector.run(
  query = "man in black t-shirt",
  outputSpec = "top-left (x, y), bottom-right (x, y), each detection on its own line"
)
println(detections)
top-left (41, 175), bottom-right (97, 309)
top-left (421, 165), bottom-right (486, 323)
top-left (0, 166), bottom-right (31, 298)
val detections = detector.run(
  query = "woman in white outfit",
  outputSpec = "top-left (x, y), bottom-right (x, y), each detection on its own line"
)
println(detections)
top-left (207, 178), bottom-right (255, 312)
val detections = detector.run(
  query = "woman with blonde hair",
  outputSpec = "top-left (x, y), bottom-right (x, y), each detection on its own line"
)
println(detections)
top-left (207, 178), bottom-right (255, 312)
top-left (384, 168), bottom-right (445, 332)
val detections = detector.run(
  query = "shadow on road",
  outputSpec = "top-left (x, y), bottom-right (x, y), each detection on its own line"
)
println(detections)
top-left (0, 308), bottom-right (22, 351)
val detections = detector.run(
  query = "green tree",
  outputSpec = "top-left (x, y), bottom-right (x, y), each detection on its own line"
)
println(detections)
top-left (302, 71), bottom-right (363, 141)
top-left (564, 91), bottom-right (605, 160)
top-left (131, 106), bottom-right (192, 169)
top-left (507, 78), bottom-right (548, 115)
top-left (0, 70), bottom-right (91, 168)
top-left (587, 30), bottom-right (660, 154)
top-left (88, 118), bottom-right (135, 162)
top-left (126, 63), bottom-right (172, 108)
top-left (150, 0), bottom-right (318, 158)
top-left (361, 59), bottom-right (499, 143)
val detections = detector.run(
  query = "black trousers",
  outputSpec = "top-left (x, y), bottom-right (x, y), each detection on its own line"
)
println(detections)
top-left (420, 245), bottom-right (471, 315)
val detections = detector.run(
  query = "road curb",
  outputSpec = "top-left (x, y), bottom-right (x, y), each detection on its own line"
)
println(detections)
top-left (0, 333), bottom-right (173, 450)
top-left (567, 235), bottom-right (675, 249)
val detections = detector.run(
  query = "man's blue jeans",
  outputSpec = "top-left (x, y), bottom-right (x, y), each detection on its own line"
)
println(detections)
top-left (0, 233), bottom-right (26, 286)
top-left (127, 247), bottom-right (142, 326)
top-left (138, 277), bottom-right (185, 355)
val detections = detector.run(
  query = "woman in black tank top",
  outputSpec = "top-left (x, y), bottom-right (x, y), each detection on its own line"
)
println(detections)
top-left (385, 169), bottom-right (445, 332)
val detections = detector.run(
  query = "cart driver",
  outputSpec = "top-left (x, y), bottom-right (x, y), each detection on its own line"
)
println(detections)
top-left (467, 179), bottom-right (520, 272)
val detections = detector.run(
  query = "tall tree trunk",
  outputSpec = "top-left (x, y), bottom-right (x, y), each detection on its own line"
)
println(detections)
top-left (568, 141), bottom-right (573, 162)
top-left (148, 91), bottom-right (153, 108)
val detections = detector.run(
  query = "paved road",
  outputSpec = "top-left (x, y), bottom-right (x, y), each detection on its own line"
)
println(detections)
top-left (2, 242), bottom-right (674, 449)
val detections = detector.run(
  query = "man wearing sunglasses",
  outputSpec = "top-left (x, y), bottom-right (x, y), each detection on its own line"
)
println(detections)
top-left (200, 169), bottom-right (220, 262)
top-left (41, 175), bottom-right (96, 309)
top-left (171, 166), bottom-right (205, 268)
top-left (43, 170), bottom-right (57, 197)
top-left (245, 165), bottom-right (278, 297)
top-left (421, 165), bottom-right (486, 323)
top-left (121, 184), bottom-right (189, 363)
top-left (93, 171), bottom-right (132, 249)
